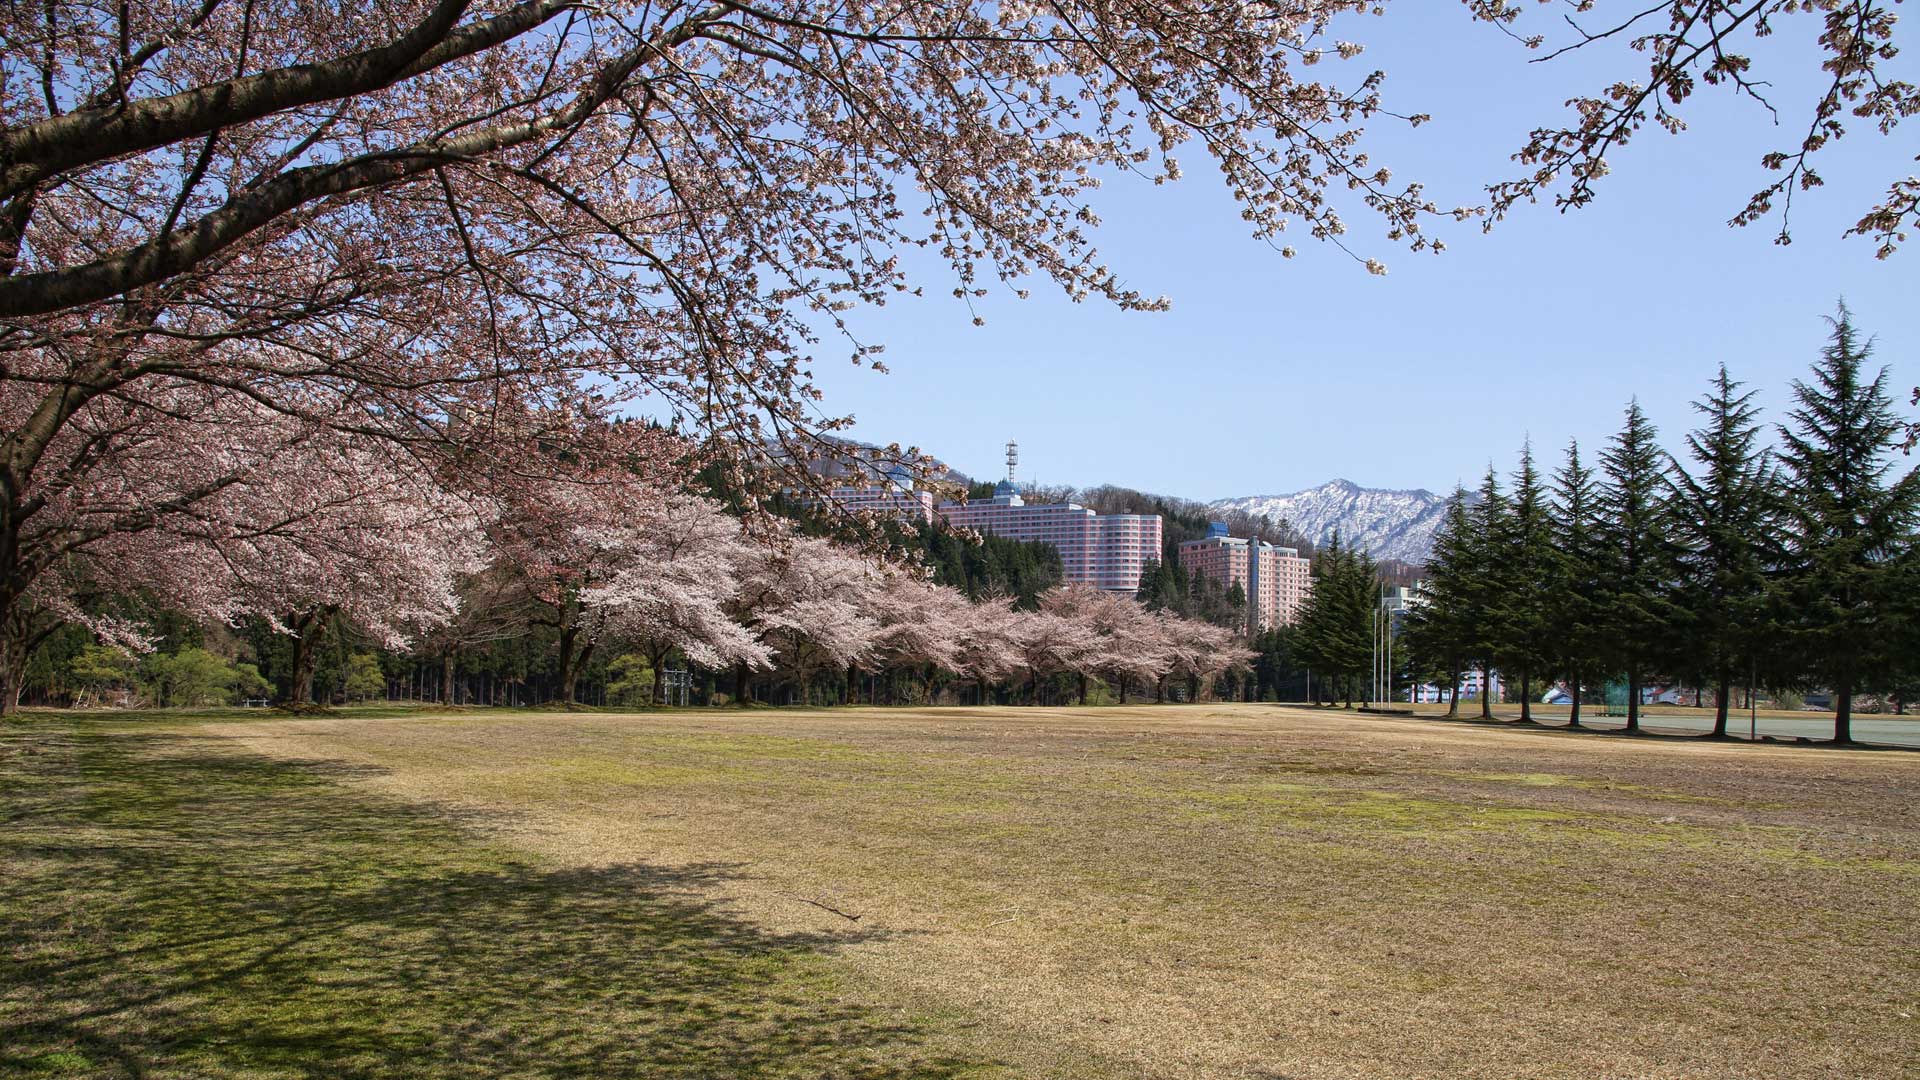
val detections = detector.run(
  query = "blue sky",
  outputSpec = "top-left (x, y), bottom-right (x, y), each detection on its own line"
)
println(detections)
top-left (804, 6), bottom-right (1917, 500)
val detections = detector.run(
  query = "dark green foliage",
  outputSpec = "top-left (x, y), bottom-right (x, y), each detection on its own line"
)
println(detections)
top-left (1413, 325), bottom-right (1919, 743)
top-left (1245, 626), bottom-right (1310, 701)
top-left (1493, 445), bottom-right (1556, 721)
top-left (1466, 467), bottom-right (1510, 718)
top-left (1295, 532), bottom-right (1379, 705)
top-left (1668, 365), bottom-right (1783, 737)
top-left (1776, 309), bottom-right (1920, 742)
top-left (1135, 556), bottom-right (1251, 631)
top-left (1401, 490), bottom-right (1475, 716)
top-left (1548, 441), bottom-right (1605, 727)
top-left (1594, 400), bottom-right (1684, 731)
top-left (918, 523), bottom-right (1063, 608)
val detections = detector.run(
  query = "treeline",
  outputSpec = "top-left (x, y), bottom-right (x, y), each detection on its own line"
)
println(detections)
top-left (15, 463), bottom-right (1261, 711)
top-left (1402, 310), bottom-right (1919, 744)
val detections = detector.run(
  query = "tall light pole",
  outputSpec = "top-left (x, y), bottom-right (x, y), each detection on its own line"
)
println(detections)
top-left (1371, 584), bottom-right (1397, 708)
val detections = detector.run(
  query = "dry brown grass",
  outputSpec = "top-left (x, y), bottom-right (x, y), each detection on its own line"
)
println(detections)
top-left (206, 704), bottom-right (1920, 1080)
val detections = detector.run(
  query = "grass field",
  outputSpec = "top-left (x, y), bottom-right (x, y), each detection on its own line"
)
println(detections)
top-left (4, 704), bottom-right (1917, 1079)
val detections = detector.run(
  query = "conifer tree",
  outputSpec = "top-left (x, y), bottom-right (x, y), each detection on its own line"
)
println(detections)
top-left (1404, 489), bottom-right (1475, 717)
top-left (1668, 365), bottom-right (1782, 738)
top-left (1778, 310), bottom-right (1920, 744)
top-left (1297, 532), bottom-right (1376, 706)
top-left (1596, 401), bottom-right (1682, 732)
top-left (1497, 443), bottom-right (1557, 723)
top-left (1549, 440), bottom-right (1604, 728)
top-left (1469, 467), bottom-right (1511, 719)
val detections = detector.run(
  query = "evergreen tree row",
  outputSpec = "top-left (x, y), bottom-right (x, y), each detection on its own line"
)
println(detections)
top-left (1404, 309), bottom-right (1920, 743)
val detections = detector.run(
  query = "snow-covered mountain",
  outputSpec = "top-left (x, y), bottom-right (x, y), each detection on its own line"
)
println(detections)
top-left (1211, 480), bottom-right (1456, 564)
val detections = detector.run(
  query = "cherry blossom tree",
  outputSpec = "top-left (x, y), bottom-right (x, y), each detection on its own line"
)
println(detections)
top-left (857, 574), bottom-right (972, 704)
top-left (1468, 1), bottom-right (1917, 255)
top-left (417, 563), bottom-right (533, 704)
top-left (0, 0), bottom-right (1471, 710)
top-left (486, 422), bottom-right (688, 704)
top-left (583, 493), bottom-right (770, 704)
top-left (1159, 614), bottom-right (1256, 704)
top-left (732, 534), bottom-right (878, 704)
top-left (952, 594), bottom-right (1026, 705)
top-left (34, 429), bottom-right (485, 705)
top-left (1010, 605), bottom-right (1101, 706)
top-left (1038, 582), bottom-right (1177, 704)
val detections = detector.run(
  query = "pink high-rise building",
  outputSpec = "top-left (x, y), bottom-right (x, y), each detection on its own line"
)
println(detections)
top-left (817, 483), bottom-right (935, 524)
top-left (1178, 522), bottom-right (1312, 630)
top-left (936, 482), bottom-right (1162, 593)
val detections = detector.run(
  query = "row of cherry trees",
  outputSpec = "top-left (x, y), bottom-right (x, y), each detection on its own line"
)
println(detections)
top-left (480, 486), bottom-right (1254, 708)
top-left (8, 406), bottom-right (1250, 709)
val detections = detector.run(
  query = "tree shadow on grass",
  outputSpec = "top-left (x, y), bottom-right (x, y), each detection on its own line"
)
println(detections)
top-left (0, 728), bottom-right (996, 1079)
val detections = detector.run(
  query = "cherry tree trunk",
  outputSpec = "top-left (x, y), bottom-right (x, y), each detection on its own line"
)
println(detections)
top-left (0, 577), bottom-right (55, 714)
top-left (441, 650), bottom-right (456, 704)
top-left (1155, 676), bottom-right (1166, 704)
top-left (845, 665), bottom-right (858, 705)
top-left (555, 625), bottom-right (581, 705)
top-left (288, 611), bottom-right (328, 706)
top-left (1076, 673), bottom-right (1088, 705)
top-left (561, 641), bottom-right (594, 706)
top-left (1117, 675), bottom-right (1128, 704)
top-left (734, 661), bottom-right (752, 704)
top-left (0, 624), bottom-right (25, 715)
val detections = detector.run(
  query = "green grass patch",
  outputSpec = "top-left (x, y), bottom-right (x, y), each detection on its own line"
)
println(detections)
top-left (0, 722), bottom-right (1000, 1079)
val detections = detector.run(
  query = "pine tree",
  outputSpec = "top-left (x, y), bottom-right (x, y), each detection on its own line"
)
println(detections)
top-left (1596, 400), bottom-right (1683, 732)
top-left (1778, 309), bottom-right (1920, 744)
top-left (1496, 443), bottom-right (1557, 723)
top-left (1549, 440), bottom-right (1604, 728)
top-left (1668, 365), bottom-right (1781, 738)
top-left (1403, 488), bottom-right (1475, 716)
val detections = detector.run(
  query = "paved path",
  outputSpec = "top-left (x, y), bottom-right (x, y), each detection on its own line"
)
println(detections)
top-left (1569, 711), bottom-right (1920, 748)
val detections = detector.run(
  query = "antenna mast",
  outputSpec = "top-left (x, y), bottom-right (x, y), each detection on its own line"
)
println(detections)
top-left (1005, 439), bottom-right (1019, 485)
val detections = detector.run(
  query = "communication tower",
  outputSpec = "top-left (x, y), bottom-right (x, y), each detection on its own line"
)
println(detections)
top-left (1005, 439), bottom-right (1019, 485)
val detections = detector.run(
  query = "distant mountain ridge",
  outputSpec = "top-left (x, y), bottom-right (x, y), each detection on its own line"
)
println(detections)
top-left (1210, 480), bottom-right (1458, 565)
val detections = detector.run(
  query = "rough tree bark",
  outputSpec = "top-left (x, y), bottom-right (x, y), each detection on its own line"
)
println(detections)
top-left (1835, 675), bottom-right (1854, 745)
top-left (0, 623), bottom-right (26, 715)
top-left (1711, 668), bottom-right (1731, 738)
top-left (287, 609), bottom-right (332, 706)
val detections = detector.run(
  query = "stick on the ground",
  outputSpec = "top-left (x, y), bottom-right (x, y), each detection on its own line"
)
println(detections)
top-left (790, 896), bottom-right (862, 922)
